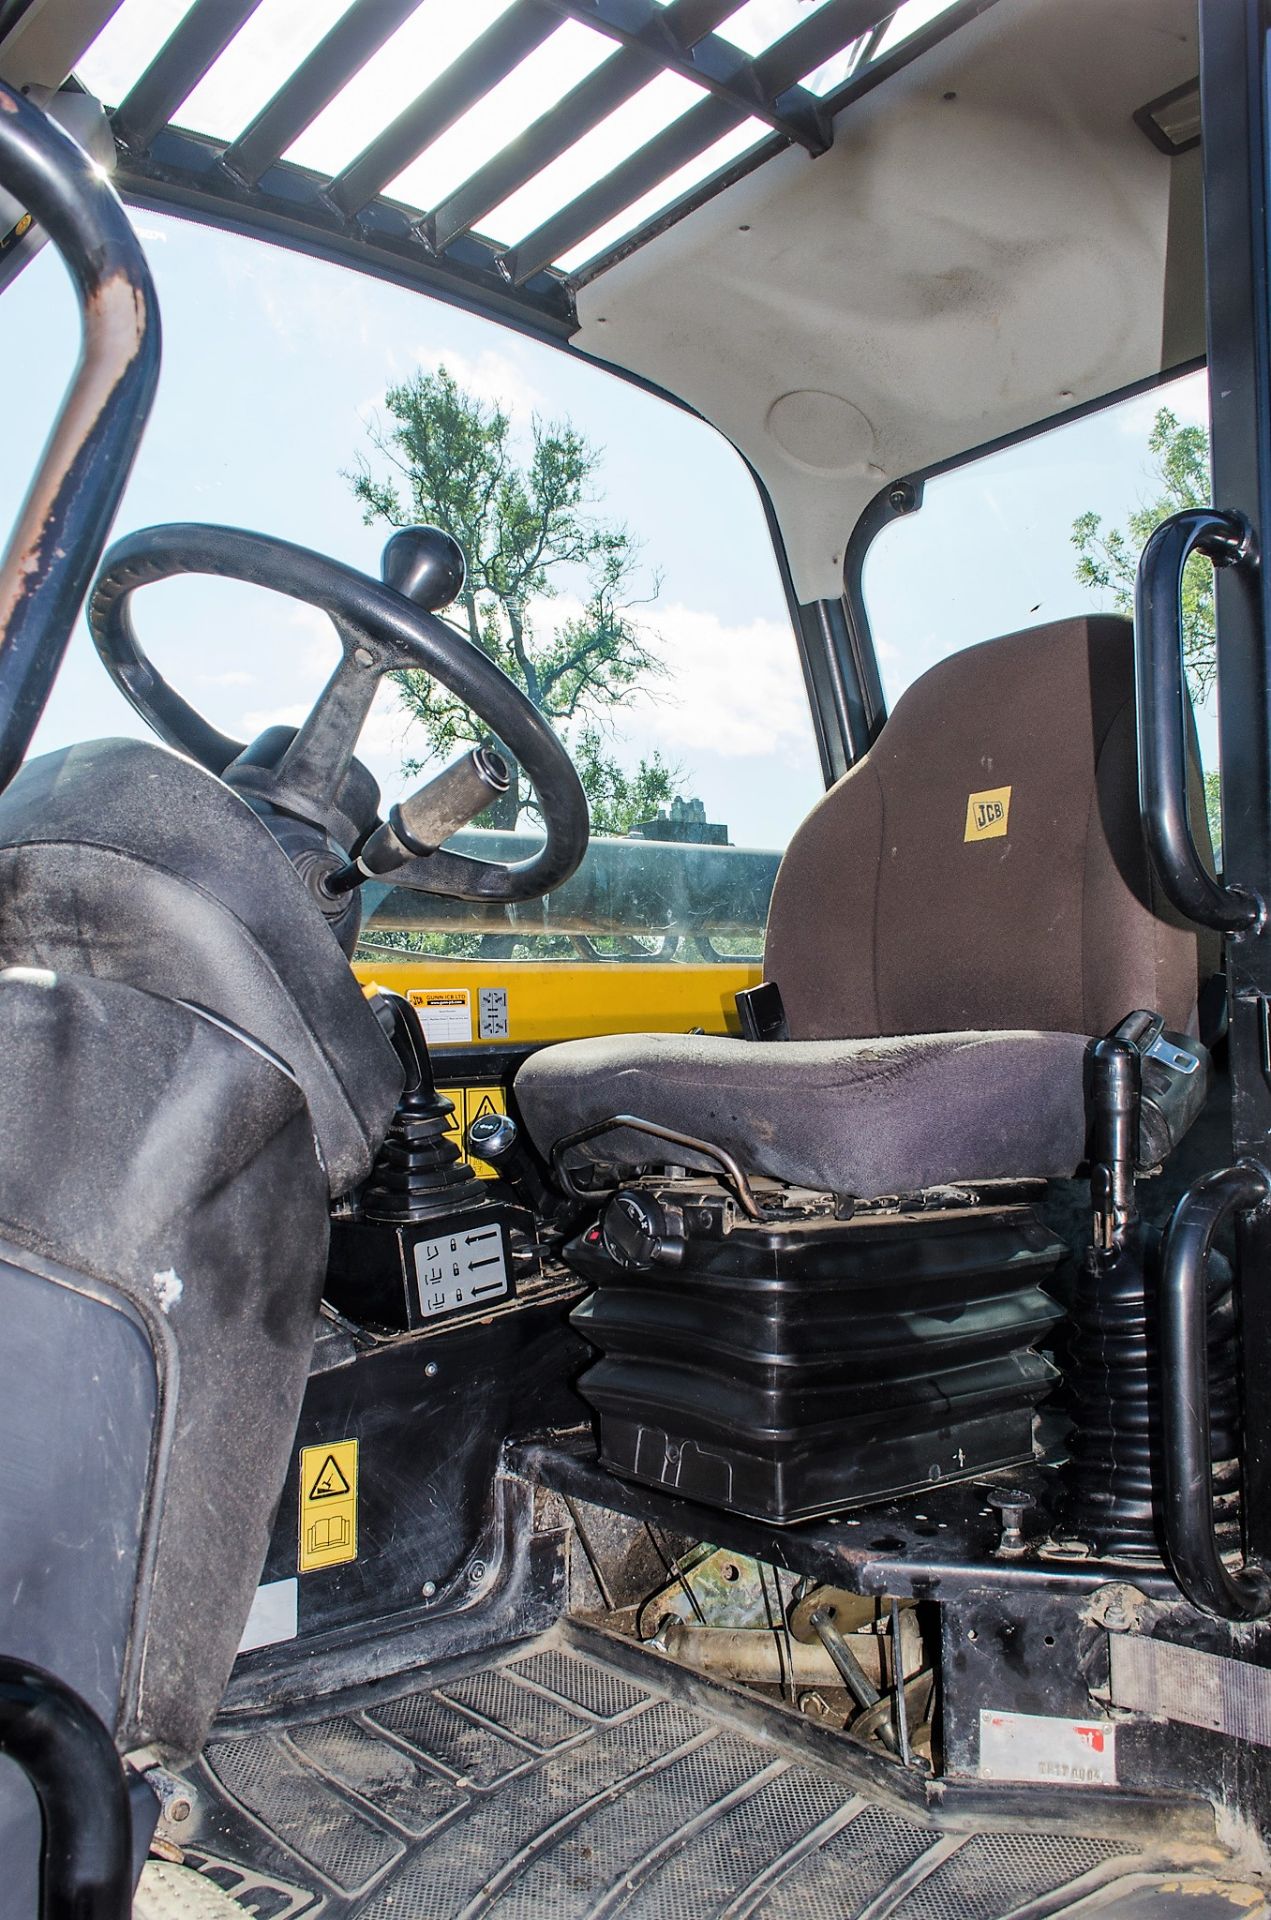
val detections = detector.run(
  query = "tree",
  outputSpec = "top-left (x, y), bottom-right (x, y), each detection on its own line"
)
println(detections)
top-left (346, 366), bottom-right (674, 829)
top-left (1071, 406), bottom-right (1215, 697)
top-left (1072, 405), bottom-right (1223, 857)
top-left (572, 722), bottom-right (677, 834)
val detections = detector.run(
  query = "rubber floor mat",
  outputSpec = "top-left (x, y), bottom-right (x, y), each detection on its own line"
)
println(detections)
top-left (171, 1634), bottom-right (1264, 1919)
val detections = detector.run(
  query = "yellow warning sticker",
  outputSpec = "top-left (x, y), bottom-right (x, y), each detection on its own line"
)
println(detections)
top-left (437, 1088), bottom-right (465, 1154)
top-left (465, 1087), bottom-right (508, 1178)
top-left (298, 1439), bottom-right (358, 1573)
top-left (436, 1085), bottom-right (508, 1179)
top-left (964, 785), bottom-right (1012, 842)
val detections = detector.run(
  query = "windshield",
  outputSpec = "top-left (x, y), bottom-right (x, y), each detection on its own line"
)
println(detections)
top-left (1, 206), bottom-right (825, 962)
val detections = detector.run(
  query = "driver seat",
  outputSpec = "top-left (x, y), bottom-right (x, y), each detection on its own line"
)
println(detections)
top-left (514, 615), bottom-right (1217, 1195)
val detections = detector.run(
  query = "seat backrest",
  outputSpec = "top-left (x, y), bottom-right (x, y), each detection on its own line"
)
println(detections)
top-left (0, 738), bottom-right (402, 1195)
top-left (765, 615), bottom-right (1216, 1041)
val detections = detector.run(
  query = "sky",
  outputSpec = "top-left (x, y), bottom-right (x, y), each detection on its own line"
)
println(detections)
top-left (0, 0), bottom-right (1211, 861)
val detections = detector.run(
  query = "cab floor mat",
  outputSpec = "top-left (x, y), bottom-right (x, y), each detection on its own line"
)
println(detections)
top-left (167, 1634), bottom-right (1266, 1920)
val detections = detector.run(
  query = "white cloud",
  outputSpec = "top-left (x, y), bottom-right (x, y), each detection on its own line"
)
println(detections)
top-left (632, 604), bottom-right (814, 761)
top-left (241, 700), bottom-right (311, 734)
top-left (199, 669), bottom-right (255, 687)
top-left (409, 342), bottom-right (547, 423)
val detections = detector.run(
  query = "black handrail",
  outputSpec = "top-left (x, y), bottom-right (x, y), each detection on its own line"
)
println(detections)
top-left (0, 1658), bottom-right (132, 1919)
top-left (1159, 1161), bottom-right (1271, 1619)
top-left (0, 81), bottom-right (160, 795)
top-left (1134, 505), bottom-right (1263, 932)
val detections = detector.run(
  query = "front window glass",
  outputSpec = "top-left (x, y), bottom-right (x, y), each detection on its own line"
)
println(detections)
top-left (1, 211), bottom-right (824, 962)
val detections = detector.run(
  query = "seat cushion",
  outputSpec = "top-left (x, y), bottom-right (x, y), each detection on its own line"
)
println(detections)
top-left (515, 1028), bottom-right (1093, 1197)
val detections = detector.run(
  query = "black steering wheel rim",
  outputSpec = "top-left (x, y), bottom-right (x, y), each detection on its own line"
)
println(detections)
top-left (87, 522), bottom-right (589, 904)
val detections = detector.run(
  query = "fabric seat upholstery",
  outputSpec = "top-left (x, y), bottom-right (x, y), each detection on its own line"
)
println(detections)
top-left (515, 616), bottom-right (1215, 1197)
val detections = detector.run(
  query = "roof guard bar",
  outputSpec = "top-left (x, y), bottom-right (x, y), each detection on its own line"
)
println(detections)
top-left (327, 1), bottom-right (559, 221)
top-left (1134, 505), bottom-right (1264, 932)
top-left (425, 0), bottom-right (740, 253)
top-left (223, 0), bottom-right (421, 189)
top-left (1159, 1161), bottom-right (1271, 1619)
top-left (539, 0), bottom-right (834, 151)
top-left (0, 1657), bottom-right (132, 1920)
top-left (502, 0), bottom-right (889, 284)
top-left (0, 82), bottom-right (160, 796)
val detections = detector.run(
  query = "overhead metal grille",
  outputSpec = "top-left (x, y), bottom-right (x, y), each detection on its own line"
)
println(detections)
top-left (85, 0), bottom-right (993, 337)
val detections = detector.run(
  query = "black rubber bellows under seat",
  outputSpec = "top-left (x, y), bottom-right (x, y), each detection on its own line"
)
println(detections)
top-left (563, 1203), bottom-right (1065, 1525)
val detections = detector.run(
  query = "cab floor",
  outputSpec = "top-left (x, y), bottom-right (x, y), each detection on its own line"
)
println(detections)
top-left (172, 1631), bottom-right (1266, 1920)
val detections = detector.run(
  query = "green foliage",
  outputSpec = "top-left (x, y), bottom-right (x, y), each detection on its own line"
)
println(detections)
top-left (346, 365), bottom-right (669, 826)
top-left (571, 723), bottom-right (677, 835)
top-left (1204, 768), bottom-right (1223, 868)
top-left (1071, 407), bottom-right (1215, 698)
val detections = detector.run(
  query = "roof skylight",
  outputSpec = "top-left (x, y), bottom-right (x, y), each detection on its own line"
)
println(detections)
top-left (285, 0), bottom-right (521, 178)
top-left (385, 21), bottom-right (615, 213)
top-left (485, 69), bottom-right (706, 247)
top-left (556, 115), bottom-right (768, 273)
top-left (872, 0), bottom-right (962, 62)
top-left (718, 0), bottom-right (839, 60)
top-left (78, 0), bottom-right (200, 110)
top-left (169, 0), bottom-right (355, 145)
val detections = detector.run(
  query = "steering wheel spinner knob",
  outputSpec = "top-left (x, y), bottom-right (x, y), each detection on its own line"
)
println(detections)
top-left (381, 525), bottom-right (467, 613)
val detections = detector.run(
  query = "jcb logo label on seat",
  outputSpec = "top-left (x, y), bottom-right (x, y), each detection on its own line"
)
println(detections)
top-left (965, 786), bottom-right (1012, 842)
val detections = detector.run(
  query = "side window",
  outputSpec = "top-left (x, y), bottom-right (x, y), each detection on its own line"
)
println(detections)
top-left (1, 212), bottom-right (825, 963)
top-left (861, 372), bottom-right (1219, 857)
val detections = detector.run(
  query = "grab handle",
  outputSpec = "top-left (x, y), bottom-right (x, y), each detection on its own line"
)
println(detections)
top-left (1134, 506), bottom-right (1262, 932)
top-left (1159, 1160), bottom-right (1271, 1619)
top-left (0, 82), bottom-right (160, 794)
top-left (0, 1658), bottom-right (131, 1919)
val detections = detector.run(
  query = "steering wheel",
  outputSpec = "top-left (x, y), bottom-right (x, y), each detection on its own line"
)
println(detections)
top-left (86, 522), bottom-right (589, 920)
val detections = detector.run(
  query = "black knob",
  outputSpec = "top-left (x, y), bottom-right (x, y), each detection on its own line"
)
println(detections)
top-left (468, 1111), bottom-right (519, 1162)
top-left (381, 525), bottom-right (466, 612)
top-left (600, 1190), bottom-right (685, 1271)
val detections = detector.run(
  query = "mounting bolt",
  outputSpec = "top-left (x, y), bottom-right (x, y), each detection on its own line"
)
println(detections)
top-left (1089, 1581), bottom-right (1146, 1633)
top-left (422, 1580), bottom-right (437, 1598)
top-left (144, 1765), bottom-right (196, 1830)
top-left (424, 1361), bottom-right (439, 1378)
top-left (887, 481), bottom-right (916, 513)
top-left (986, 1488), bottom-right (1034, 1558)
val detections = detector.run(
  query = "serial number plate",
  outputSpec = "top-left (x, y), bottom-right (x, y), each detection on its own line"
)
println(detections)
top-left (413, 1221), bottom-right (510, 1319)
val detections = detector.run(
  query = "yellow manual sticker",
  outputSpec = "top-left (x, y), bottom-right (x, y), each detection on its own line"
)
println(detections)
top-left (964, 785), bottom-right (1012, 842)
top-left (406, 987), bottom-right (472, 1044)
top-left (298, 1439), bottom-right (358, 1573)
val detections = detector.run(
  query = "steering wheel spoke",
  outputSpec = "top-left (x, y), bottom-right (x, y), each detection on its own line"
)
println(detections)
top-left (384, 844), bottom-right (534, 902)
top-left (270, 621), bottom-right (383, 824)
